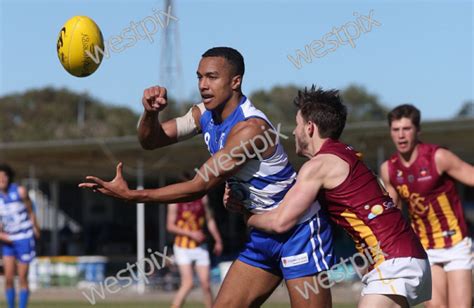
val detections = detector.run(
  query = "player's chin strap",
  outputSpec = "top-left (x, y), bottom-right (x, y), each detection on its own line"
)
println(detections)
top-left (176, 103), bottom-right (205, 141)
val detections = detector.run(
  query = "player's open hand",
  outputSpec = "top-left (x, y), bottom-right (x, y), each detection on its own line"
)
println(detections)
top-left (142, 86), bottom-right (168, 113)
top-left (189, 230), bottom-right (206, 244)
top-left (213, 241), bottom-right (223, 256)
top-left (79, 162), bottom-right (132, 201)
top-left (0, 232), bottom-right (11, 244)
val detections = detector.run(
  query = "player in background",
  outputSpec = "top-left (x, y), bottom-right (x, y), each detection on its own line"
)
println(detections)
top-left (0, 163), bottom-right (40, 308)
top-left (228, 86), bottom-right (431, 308)
top-left (80, 47), bottom-right (335, 307)
top-left (167, 174), bottom-right (223, 308)
top-left (379, 104), bottom-right (474, 308)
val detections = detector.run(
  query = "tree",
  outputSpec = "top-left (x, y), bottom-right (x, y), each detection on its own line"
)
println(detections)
top-left (249, 84), bottom-right (389, 125)
top-left (456, 100), bottom-right (474, 118)
top-left (340, 85), bottom-right (388, 122)
top-left (0, 87), bottom-right (140, 142)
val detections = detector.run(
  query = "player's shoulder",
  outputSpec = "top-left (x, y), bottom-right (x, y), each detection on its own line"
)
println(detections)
top-left (228, 118), bottom-right (267, 139)
top-left (300, 156), bottom-right (328, 177)
top-left (15, 185), bottom-right (28, 199)
top-left (433, 146), bottom-right (455, 165)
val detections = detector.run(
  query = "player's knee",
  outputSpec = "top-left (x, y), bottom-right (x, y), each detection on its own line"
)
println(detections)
top-left (5, 277), bottom-right (14, 288)
top-left (18, 276), bottom-right (28, 287)
top-left (180, 280), bottom-right (194, 291)
top-left (200, 281), bottom-right (211, 293)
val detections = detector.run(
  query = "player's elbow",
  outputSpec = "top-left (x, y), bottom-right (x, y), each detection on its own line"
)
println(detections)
top-left (272, 218), bottom-right (294, 234)
top-left (138, 136), bottom-right (159, 150)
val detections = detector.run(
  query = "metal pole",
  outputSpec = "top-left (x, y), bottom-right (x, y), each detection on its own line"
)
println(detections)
top-left (136, 160), bottom-right (145, 294)
top-left (158, 174), bottom-right (166, 251)
top-left (50, 181), bottom-right (59, 255)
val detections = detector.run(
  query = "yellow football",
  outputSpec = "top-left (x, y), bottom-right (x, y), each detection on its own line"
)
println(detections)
top-left (56, 16), bottom-right (104, 77)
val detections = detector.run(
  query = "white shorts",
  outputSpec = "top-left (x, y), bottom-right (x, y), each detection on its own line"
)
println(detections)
top-left (173, 244), bottom-right (210, 266)
top-left (361, 257), bottom-right (432, 306)
top-left (426, 237), bottom-right (473, 271)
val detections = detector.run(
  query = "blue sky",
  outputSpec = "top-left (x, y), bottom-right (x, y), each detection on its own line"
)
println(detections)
top-left (0, 0), bottom-right (472, 119)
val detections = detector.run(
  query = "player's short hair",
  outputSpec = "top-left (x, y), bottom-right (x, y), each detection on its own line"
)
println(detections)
top-left (202, 47), bottom-right (245, 77)
top-left (0, 163), bottom-right (15, 184)
top-left (387, 104), bottom-right (421, 129)
top-left (294, 85), bottom-right (347, 139)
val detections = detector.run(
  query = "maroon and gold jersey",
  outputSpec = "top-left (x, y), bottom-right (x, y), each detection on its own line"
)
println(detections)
top-left (388, 143), bottom-right (468, 249)
top-left (174, 198), bottom-right (206, 248)
top-left (318, 139), bottom-right (426, 269)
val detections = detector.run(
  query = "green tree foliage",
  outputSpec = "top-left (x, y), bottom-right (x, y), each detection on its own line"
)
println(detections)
top-left (0, 84), bottom-right (390, 142)
top-left (0, 87), bottom-right (140, 142)
top-left (456, 100), bottom-right (474, 118)
top-left (249, 84), bottom-right (388, 125)
top-left (340, 85), bottom-right (388, 122)
top-left (249, 85), bottom-right (300, 125)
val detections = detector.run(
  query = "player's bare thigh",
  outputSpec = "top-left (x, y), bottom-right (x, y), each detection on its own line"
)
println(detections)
top-left (424, 264), bottom-right (447, 308)
top-left (447, 269), bottom-right (472, 308)
top-left (285, 272), bottom-right (332, 308)
top-left (213, 260), bottom-right (281, 308)
top-left (358, 294), bottom-right (408, 308)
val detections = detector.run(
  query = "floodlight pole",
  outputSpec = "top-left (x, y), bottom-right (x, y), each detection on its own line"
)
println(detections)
top-left (136, 159), bottom-right (145, 294)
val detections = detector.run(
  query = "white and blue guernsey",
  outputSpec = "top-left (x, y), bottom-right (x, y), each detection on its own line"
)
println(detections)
top-left (199, 96), bottom-right (335, 278)
top-left (0, 183), bottom-right (36, 263)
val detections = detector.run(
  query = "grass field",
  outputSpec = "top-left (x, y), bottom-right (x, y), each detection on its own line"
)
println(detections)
top-left (0, 301), bottom-right (358, 308)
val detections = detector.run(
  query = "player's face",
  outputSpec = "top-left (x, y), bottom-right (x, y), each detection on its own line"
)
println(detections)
top-left (197, 57), bottom-right (238, 110)
top-left (0, 171), bottom-right (9, 192)
top-left (390, 117), bottom-right (419, 154)
top-left (293, 111), bottom-right (309, 157)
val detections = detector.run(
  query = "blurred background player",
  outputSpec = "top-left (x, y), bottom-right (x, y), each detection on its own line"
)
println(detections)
top-left (0, 163), bottom-right (40, 308)
top-left (380, 104), bottom-right (474, 308)
top-left (167, 173), bottom-right (223, 308)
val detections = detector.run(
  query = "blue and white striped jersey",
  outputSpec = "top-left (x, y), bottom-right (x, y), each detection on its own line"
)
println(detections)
top-left (0, 184), bottom-right (34, 241)
top-left (199, 96), bottom-right (319, 220)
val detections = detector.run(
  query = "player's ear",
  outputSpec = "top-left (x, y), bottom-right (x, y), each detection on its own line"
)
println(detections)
top-left (307, 121), bottom-right (314, 137)
top-left (231, 75), bottom-right (242, 90)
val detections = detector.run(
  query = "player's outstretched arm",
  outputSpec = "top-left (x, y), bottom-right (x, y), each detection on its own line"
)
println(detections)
top-left (435, 148), bottom-right (474, 186)
top-left (247, 160), bottom-right (324, 234)
top-left (138, 86), bottom-right (203, 149)
top-left (379, 161), bottom-right (401, 209)
top-left (79, 121), bottom-right (267, 204)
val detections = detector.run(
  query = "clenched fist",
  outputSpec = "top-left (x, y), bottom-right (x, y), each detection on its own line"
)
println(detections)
top-left (142, 86), bottom-right (168, 113)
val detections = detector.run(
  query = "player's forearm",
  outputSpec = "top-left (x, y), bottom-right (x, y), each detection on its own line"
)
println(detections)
top-left (207, 221), bottom-right (222, 244)
top-left (138, 112), bottom-right (174, 149)
top-left (247, 212), bottom-right (281, 234)
top-left (166, 224), bottom-right (193, 237)
top-left (129, 181), bottom-right (207, 203)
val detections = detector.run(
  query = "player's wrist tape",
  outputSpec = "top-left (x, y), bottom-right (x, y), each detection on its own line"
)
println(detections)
top-left (176, 103), bottom-right (205, 141)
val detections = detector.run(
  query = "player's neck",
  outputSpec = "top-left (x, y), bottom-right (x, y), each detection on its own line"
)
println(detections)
top-left (213, 93), bottom-right (243, 123)
top-left (399, 143), bottom-right (420, 166)
top-left (308, 137), bottom-right (328, 158)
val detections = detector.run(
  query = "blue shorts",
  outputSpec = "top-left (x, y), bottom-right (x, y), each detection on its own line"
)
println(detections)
top-left (2, 237), bottom-right (36, 263)
top-left (238, 212), bottom-right (335, 280)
